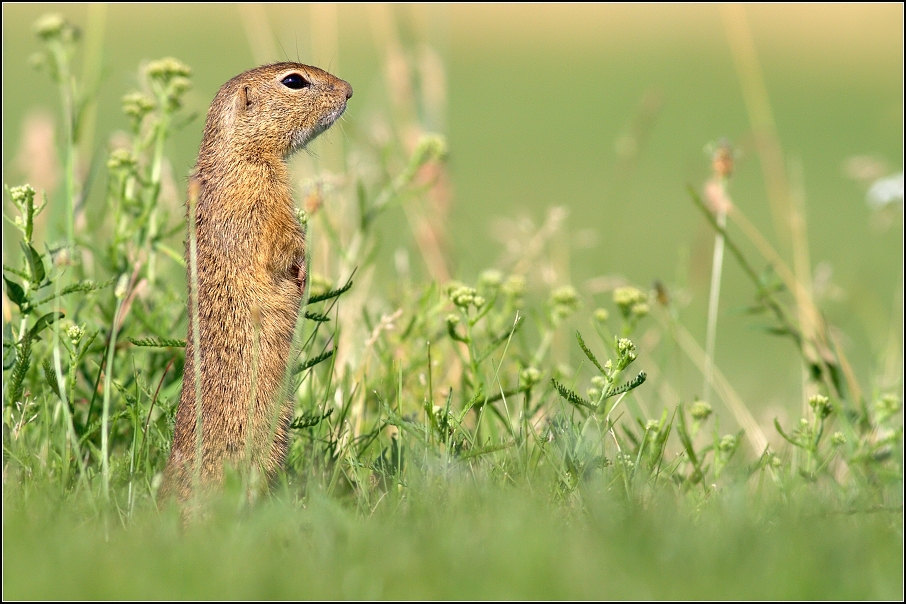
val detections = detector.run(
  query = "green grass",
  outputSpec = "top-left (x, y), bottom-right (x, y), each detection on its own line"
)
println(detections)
top-left (3, 9), bottom-right (903, 600)
top-left (5, 484), bottom-right (902, 600)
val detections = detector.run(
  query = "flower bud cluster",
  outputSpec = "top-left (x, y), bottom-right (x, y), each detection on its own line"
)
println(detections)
top-left (808, 394), bottom-right (833, 419)
top-left (593, 308), bottom-right (610, 323)
top-left (501, 275), bottom-right (525, 299)
top-left (690, 400), bottom-right (713, 421)
top-left (519, 367), bottom-right (541, 389)
top-left (106, 149), bottom-right (138, 174)
top-left (145, 57), bottom-right (192, 111)
top-left (613, 286), bottom-right (649, 321)
top-left (447, 283), bottom-right (484, 310)
top-left (67, 324), bottom-right (85, 345)
top-left (550, 285), bottom-right (580, 321)
top-left (478, 270), bottom-right (503, 290)
top-left (33, 13), bottom-right (79, 43)
top-left (121, 92), bottom-right (156, 131)
top-left (718, 434), bottom-right (738, 452)
top-left (874, 394), bottom-right (901, 422)
top-left (616, 337), bottom-right (637, 369)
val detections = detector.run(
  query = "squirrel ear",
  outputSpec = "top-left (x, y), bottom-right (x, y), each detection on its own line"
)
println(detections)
top-left (240, 85), bottom-right (254, 110)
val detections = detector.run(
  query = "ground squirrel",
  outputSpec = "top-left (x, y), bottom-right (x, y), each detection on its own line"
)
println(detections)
top-left (160, 63), bottom-right (352, 503)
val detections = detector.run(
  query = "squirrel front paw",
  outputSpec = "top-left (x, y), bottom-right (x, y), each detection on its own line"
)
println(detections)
top-left (296, 261), bottom-right (307, 296)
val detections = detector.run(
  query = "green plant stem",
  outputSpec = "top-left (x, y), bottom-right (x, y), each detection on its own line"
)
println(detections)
top-left (144, 108), bottom-right (171, 284)
top-left (51, 279), bottom-right (91, 500)
top-left (101, 292), bottom-right (126, 502)
top-left (703, 207), bottom-right (727, 405)
top-left (49, 40), bottom-right (78, 246)
top-left (688, 185), bottom-right (804, 347)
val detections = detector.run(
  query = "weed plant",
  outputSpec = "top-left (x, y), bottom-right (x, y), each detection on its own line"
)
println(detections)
top-left (3, 14), bottom-right (902, 599)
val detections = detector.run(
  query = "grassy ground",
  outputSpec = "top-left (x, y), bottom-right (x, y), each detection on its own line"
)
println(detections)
top-left (3, 8), bottom-right (903, 600)
top-left (5, 484), bottom-right (902, 600)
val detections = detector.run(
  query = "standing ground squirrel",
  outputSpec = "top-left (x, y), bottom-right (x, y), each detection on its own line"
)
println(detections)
top-left (160, 63), bottom-right (352, 503)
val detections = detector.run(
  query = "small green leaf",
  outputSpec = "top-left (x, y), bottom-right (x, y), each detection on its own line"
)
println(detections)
top-left (42, 358), bottom-right (62, 399)
top-left (6, 335), bottom-right (32, 404)
top-left (303, 311), bottom-right (331, 322)
top-left (20, 242), bottom-right (45, 284)
top-left (774, 418), bottom-right (803, 448)
top-left (458, 440), bottom-right (515, 460)
top-left (576, 331), bottom-right (607, 376)
top-left (2, 265), bottom-right (31, 281)
top-left (290, 408), bottom-right (333, 430)
top-left (3, 276), bottom-right (28, 308)
top-left (30, 278), bottom-right (115, 307)
top-left (307, 279), bottom-right (353, 305)
top-left (293, 349), bottom-right (334, 375)
top-left (128, 337), bottom-right (186, 348)
top-left (551, 378), bottom-right (596, 410)
top-left (28, 311), bottom-right (64, 339)
top-left (603, 371), bottom-right (647, 399)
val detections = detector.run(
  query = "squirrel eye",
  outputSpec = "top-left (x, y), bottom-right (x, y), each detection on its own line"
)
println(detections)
top-left (281, 74), bottom-right (310, 90)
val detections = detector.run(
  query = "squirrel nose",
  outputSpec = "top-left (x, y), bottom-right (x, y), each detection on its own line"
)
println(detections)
top-left (344, 84), bottom-right (353, 100)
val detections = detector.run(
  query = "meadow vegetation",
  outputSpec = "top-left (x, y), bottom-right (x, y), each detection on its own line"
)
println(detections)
top-left (3, 12), bottom-right (902, 599)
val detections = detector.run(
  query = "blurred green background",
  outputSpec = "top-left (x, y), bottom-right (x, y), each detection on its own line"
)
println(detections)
top-left (2, 4), bottom-right (902, 425)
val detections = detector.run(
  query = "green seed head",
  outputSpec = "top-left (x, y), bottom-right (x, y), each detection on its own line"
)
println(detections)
top-left (550, 286), bottom-right (580, 321)
top-left (106, 149), bottom-right (138, 173)
top-left (613, 286), bottom-right (647, 315)
top-left (502, 275), bottom-right (526, 298)
top-left (616, 338), bottom-right (637, 365)
top-left (449, 286), bottom-right (477, 309)
top-left (478, 269), bottom-right (503, 289)
top-left (67, 324), bottom-right (84, 344)
top-left (519, 367), bottom-right (541, 388)
top-left (9, 184), bottom-right (36, 208)
top-left (551, 285), bottom-right (579, 307)
top-left (33, 14), bottom-right (78, 42)
top-left (121, 92), bottom-right (156, 121)
top-left (617, 338), bottom-right (635, 354)
top-left (719, 434), bottom-right (738, 452)
top-left (114, 274), bottom-right (130, 299)
top-left (874, 394), bottom-right (902, 421)
top-left (808, 394), bottom-right (833, 419)
top-left (690, 400), bottom-right (713, 421)
top-left (593, 308), bottom-right (610, 323)
top-left (831, 431), bottom-right (847, 447)
top-left (631, 302), bottom-right (650, 319)
top-left (145, 57), bottom-right (192, 83)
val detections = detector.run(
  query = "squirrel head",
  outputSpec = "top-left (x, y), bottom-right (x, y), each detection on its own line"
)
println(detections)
top-left (199, 62), bottom-right (352, 165)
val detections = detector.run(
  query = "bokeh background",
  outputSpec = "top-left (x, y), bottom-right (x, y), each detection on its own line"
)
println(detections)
top-left (3, 4), bottom-right (902, 428)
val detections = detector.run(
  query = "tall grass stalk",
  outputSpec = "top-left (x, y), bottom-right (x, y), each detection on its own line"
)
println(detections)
top-left (101, 274), bottom-right (128, 502)
top-left (703, 207), bottom-right (726, 406)
top-left (50, 265), bottom-right (92, 501)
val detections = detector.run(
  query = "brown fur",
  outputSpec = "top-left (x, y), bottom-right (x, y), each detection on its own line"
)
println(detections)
top-left (159, 63), bottom-right (352, 503)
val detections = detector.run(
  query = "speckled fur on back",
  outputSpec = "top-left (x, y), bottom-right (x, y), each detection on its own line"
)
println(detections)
top-left (159, 63), bottom-right (352, 503)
